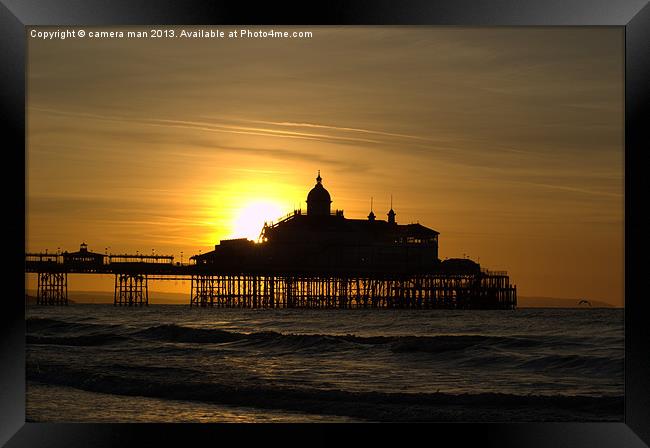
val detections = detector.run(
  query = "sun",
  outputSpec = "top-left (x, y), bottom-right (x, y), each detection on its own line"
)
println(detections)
top-left (232, 200), bottom-right (285, 241)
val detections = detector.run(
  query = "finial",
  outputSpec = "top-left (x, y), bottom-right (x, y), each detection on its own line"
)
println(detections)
top-left (387, 196), bottom-right (396, 224)
top-left (367, 197), bottom-right (376, 221)
top-left (316, 170), bottom-right (322, 184)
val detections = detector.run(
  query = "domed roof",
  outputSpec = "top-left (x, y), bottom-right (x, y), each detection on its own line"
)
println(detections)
top-left (306, 171), bottom-right (332, 204)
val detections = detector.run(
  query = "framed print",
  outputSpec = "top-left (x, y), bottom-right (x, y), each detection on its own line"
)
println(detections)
top-left (1, 0), bottom-right (649, 446)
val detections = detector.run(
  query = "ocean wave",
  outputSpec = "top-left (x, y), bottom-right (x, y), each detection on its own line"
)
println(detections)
top-left (26, 320), bottom-right (616, 358)
top-left (389, 335), bottom-right (527, 353)
top-left (27, 317), bottom-right (119, 334)
top-left (130, 324), bottom-right (540, 354)
top-left (27, 334), bottom-right (129, 347)
top-left (134, 324), bottom-right (242, 343)
top-left (518, 354), bottom-right (624, 376)
top-left (456, 351), bottom-right (623, 377)
top-left (26, 362), bottom-right (623, 422)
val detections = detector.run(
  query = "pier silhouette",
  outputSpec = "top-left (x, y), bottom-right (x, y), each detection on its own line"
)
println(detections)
top-left (26, 173), bottom-right (517, 309)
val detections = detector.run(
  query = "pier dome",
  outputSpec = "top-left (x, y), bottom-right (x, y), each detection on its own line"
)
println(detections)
top-left (306, 171), bottom-right (332, 216)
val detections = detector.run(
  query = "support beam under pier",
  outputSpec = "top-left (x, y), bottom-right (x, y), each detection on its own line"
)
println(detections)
top-left (185, 273), bottom-right (516, 310)
top-left (114, 273), bottom-right (148, 306)
top-left (36, 272), bottom-right (68, 305)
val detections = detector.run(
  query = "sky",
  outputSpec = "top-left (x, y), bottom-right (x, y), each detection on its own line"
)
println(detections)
top-left (26, 26), bottom-right (624, 305)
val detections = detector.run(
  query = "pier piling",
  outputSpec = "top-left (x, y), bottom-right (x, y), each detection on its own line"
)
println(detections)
top-left (36, 272), bottom-right (67, 305)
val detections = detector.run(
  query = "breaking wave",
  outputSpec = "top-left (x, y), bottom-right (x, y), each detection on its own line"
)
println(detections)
top-left (26, 361), bottom-right (623, 422)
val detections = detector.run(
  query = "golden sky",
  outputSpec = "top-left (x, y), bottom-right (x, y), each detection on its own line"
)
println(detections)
top-left (26, 26), bottom-right (624, 305)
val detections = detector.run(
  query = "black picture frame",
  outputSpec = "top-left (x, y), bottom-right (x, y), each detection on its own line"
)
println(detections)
top-left (2, 0), bottom-right (649, 446)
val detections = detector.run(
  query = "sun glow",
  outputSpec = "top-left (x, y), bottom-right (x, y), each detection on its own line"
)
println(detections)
top-left (232, 200), bottom-right (286, 241)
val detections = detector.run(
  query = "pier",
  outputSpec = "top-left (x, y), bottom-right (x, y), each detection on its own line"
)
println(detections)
top-left (25, 245), bottom-right (516, 309)
top-left (25, 173), bottom-right (518, 309)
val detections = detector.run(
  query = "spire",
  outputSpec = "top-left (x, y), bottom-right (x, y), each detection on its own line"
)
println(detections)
top-left (368, 197), bottom-right (376, 221)
top-left (316, 170), bottom-right (322, 184)
top-left (387, 195), bottom-right (396, 224)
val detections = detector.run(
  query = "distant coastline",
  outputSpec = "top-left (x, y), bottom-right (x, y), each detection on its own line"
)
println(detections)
top-left (516, 296), bottom-right (616, 309)
top-left (25, 291), bottom-right (619, 308)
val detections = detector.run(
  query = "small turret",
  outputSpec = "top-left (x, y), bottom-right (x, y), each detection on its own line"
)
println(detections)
top-left (368, 197), bottom-right (376, 222)
top-left (387, 195), bottom-right (396, 224)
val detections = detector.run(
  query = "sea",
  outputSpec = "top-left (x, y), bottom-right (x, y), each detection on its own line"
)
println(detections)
top-left (26, 305), bottom-right (624, 422)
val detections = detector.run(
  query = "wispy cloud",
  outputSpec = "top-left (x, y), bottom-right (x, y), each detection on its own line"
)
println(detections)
top-left (515, 181), bottom-right (623, 199)
top-left (30, 107), bottom-right (382, 145)
top-left (233, 118), bottom-right (436, 142)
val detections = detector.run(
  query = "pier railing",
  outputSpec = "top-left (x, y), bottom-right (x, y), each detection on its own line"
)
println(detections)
top-left (480, 269), bottom-right (509, 276)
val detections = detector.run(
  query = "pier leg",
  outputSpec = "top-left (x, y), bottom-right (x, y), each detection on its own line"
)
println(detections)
top-left (36, 272), bottom-right (67, 305)
top-left (114, 273), bottom-right (148, 307)
top-left (190, 275), bottom-right (216, 307)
